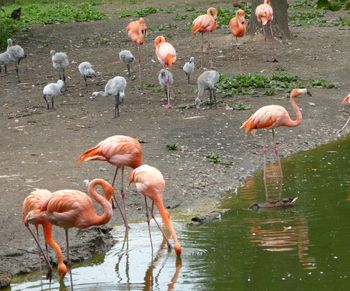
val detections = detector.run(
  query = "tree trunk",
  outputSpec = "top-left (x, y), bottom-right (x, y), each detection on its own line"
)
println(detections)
top-left (248, 0), bottom-right (291, 39)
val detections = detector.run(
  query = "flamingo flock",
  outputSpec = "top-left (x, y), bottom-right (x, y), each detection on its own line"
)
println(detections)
top-left (12, 0), bottom-right (348, 288)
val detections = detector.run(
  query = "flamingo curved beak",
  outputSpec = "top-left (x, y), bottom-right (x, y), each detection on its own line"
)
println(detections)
top-left (306, 89), bottom-right (312, 96)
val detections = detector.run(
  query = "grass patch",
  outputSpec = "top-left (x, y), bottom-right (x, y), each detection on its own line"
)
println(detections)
top-left (206, 152), bottom-right (233, 166)
top-left (217, 72), bottom-right (337, 97)
top-left (166, 143), bottom-right (178, 151)
top-left (1, 1), bottom-right (105, 48)
top-left (119, 6), bottom-right (158, 18)
top-left (229, 102), bottom-right (252, 110)
top-left (289, 10), bottom-right (327, 26)
top-left (289, 0), bottom-right (316, 9)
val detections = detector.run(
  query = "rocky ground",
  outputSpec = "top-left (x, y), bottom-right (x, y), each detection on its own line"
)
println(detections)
top-left (0, 0), bottom-right (349, 286)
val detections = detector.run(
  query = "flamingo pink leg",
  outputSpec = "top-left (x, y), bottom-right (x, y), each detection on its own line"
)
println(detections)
top-left (263, 131), bottom-right (269, 199)
top-left (65, 229), bottom-right (74, 290)
top-left (111, 168), bottom-right (129, 229)
top-left (162, 83), bottom-right (172, 109)
top-left (200, 33), bottom-right (204, 68)
top-left (337, 114), bottom-right (350, 135)
top-left (235, 37), bottom-right (242, 74)
top-left (272, 129), bottom-right (283, 178)
top-left (144, 196), bottom-right (154, 255)
top-left (149, 201), bottom-right (172, 250)
top-left (120, 167), bottom-right (129, 229)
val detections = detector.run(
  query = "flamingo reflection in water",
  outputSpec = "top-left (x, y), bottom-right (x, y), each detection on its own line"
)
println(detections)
top-left (114, 230), bottom-right (182, 291)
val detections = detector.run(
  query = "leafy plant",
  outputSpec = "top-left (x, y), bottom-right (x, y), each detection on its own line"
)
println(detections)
top-left (289, 0), bottom-right (316, 9)
top-left (206, 152), bottom-right (233, 166)
top-left (289, 10), bottom-right (326, 26)
top-left (309, 78), bottom-right (339, 88)
top-left (317, 0), bottom-right (349, 11)
top-left (166, 143), bottom-right (178, 151)
top-left (119, 6), bottom-right (157, 18)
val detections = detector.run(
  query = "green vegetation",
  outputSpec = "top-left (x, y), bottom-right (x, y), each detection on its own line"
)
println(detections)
top-left (317, 0), bottom-right (350, 11)
top-left (217, 4), bottom-right (251, 27)
top-left (0, 1), bottom-right (105, 48)
top-left (217, 72), bottom-right (338, 97)
top-left (206, 152), bottom-right (233, 166)
top-left (289, 10), bottom-right (326, 26)
top-left (166, 143), bottom-right (178, 151)
top-left (119, 6), bottom-right (157, 18)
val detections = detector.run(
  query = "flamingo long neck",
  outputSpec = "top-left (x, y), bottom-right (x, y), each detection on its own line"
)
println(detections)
top-left (153, 197), bottom-right (182, 256)
top-left (87, 179), bottom-right (113, 226)
top-left (98, 91), bottom-right (108, 97)
top-left (43, 223), bottom-right (67, 279)
top-left (285, 96), bottom-right (302, 127)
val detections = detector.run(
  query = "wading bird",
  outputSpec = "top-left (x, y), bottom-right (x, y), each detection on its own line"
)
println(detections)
top-left (128, 164), bottom-right (182, 256)
top-left (22, 189), bottom-right (67, 281)
top-left (255, 0), bottom-right (274, 41)
top-left (43, 80), bottom-right (64, 110)
top-left (90, 76), bottom-right (126, 118)
top-left (336, 94), bottom-right (350, 134)
top-left (77, 135), bottom-right (142, 229)
top-left (182, 57), bottom-right (195, 84)
top-left (25, 179), bottom-right (114, 285)
top-left (195, 70), bottom-right (220, 109)
top-left (50, 50), bottom-right (69, 82)
top-left (154, 35), bottom-right (176, 69)
top-left (0, 51), bottom-right (11, 74)
top-left (119, 50), bottom-right (135, 79)
top-left (240, 88), bottom-right (311, 179)
top-left (126, 18), bottom-right (147, 91)
top-left (192, 7), bottom-right (217, 68)
top-left (78, 61), bottom-right (96, 87)
top-left (7, 38), bottom-right (26, 83)
top-left (229, 9), bottom-right (247, 73)
top-left (158, 69), bottom-right (174, 109)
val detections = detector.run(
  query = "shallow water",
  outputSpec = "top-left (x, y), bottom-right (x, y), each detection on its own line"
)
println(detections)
top-left (10, 136), bottom-right (350, 290)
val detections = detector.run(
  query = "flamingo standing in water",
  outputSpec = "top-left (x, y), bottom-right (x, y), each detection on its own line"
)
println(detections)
top-left (77, 135), bottom-right (143, 229)
top-left (22, 189), bottom-right (67, 281)
top-left (229, 9), bottom-right (247, 73)
top-left (336, 94), bottom-right (350, 134)
top-left (126, 18), bottom-right (147, 91)
top-left (25, 179), bottom-right (114, 286)
top-left (128, 165), bottom-right (182, 256)
top-left (255, 0), bottom-right (274, 41)
top-left (192, 7), bottom-right (217, 68)
top-left (240, 88), bottom-right (311, 181)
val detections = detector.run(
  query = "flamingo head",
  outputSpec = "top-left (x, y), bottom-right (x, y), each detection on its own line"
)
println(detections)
top-left (174, 242), bottom-right (182, 256)
top-left (50, 50), bottom-right (56, 57)
top-left (7, 38), bottom-right (13, 46)
top-left (189, 56), bottom-right (195, 63)
top-left (236, 9), bottom-right (245, 18)
top-left (139, 17), bottom-right (147, 36)
top-left (342, 94), bottom-right (350, 105)
top-left (207, 7), bottom-right (217, 19)
top-left (290, 88), bottom-right (312, 98)
top-left (154, 35), bottom-right (165, 46)
top-left (265, 0), bottom-right (272, 4)
top-left (128, 169), bottom-right (136, 186)
top-left (58, 262), bottom-right (68, 280)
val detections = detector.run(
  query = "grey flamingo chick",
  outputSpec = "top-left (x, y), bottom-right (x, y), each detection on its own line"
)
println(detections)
top-left (43, 80), bottom-right (64, 109)
top-left (195, 70), bottom-right (220, 109)
top-left (50, 50), bottom-right (69, 82)
top-left (78, 61), bottom-right (96, 87)
top-left (158, 69), bottom-right (174, 109)
top-left (91, 76), bottom-right (127, 118)
top-left (0, 51), bottom-right (11, 74)
top-left (182, 57), bottom-right (195, 84)
top-left (119, 50), bottom-right (135, 79)
top-left (7, 38), bottom-right (26, 83)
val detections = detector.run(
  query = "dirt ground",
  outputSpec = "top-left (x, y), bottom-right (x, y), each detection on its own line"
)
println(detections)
top-left (0, 0), bottom-right (349, 284)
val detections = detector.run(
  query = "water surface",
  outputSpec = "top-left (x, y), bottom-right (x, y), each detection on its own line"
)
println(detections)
top-left (10, 136), bottom-right (350, 290)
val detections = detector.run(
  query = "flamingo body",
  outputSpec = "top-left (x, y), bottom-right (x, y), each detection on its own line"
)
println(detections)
top-left (154, 36), bottom-right (176, 69)
top-left (241, 88), bottom-right (310, 135)
top-left (129, 165), bottom-right (182, 256)
top-left (192, 7), bottom-right (217, 36)
top-left (229, 9), bottom-right (247, 38)
top-left (77, 135), bottom-right (142, 169)
top-left (255, 0), bottom-right (273, 26)
top-left (126, 18), bottom-right (146, 45)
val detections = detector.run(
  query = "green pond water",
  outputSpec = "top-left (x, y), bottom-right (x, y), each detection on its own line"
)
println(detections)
top-left (10, 136), bottom-right (350, 290)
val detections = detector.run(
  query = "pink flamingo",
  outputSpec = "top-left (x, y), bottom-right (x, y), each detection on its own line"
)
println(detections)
top-left (128, 164), bottom-right (182, 256)
top-left (126, 17), bottom-right (147, 91)
top-left (255, 0), bottom-right (274, 41)
top-left (229, 9), bottom-right (247, 73)
top-left (240, 88), bottom-right (311, 181)
top-left (22, 189), bottom-right (67, 281)
top-left (77, 135), bottom-right (142, 229)
top-left (192, 7), bottom-right (217, 68)
top-left (154, 35), bottom-right (176, 69)
top-left (25, 179), bottom-right (114, 286)
top-left (336, 94), bottom-right (350, 134)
